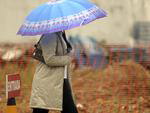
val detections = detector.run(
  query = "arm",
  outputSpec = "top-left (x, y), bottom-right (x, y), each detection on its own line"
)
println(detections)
top-left (40, 33), bottom-right (71, 67)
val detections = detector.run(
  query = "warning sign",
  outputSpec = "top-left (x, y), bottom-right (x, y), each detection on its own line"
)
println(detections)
top-left (6, 74), bottom-right (21, 98)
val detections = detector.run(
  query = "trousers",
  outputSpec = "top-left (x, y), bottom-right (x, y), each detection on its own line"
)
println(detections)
top-left (32, 79), bottom-right (78, 113)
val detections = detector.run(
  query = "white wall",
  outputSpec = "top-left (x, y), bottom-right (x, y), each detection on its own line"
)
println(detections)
top-left (0, 0), bottom-right (47, 43)
top-left (0, 0), bottom-right (150, 44)
top-left (68, 0), bottom-right (150, 45)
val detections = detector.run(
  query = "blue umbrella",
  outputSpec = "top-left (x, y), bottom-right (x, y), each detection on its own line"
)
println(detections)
top-left (17, 0), bottom-right (107, 36)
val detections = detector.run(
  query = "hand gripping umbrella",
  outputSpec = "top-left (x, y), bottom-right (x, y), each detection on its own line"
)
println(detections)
top-left (17, 0), bottom-right (107, 36)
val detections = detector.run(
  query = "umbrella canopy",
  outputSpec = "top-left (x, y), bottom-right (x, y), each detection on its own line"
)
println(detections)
top-left (17, 0), bottom-right (107, 36)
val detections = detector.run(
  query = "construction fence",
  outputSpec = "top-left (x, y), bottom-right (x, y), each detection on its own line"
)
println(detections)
top-left (0, 45), bottom-right (150, 113)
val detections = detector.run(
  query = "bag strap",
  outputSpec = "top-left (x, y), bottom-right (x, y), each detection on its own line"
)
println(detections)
top-left (34, 35), bottom-right (44, 48)
top-left (62, 31), bottom-right (72, 51)
top-left (56, 31), bottom-right (72, 53)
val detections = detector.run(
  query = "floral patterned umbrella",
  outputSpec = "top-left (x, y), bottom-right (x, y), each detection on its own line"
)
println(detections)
top-left (17, 0), bottom-right (107, 36)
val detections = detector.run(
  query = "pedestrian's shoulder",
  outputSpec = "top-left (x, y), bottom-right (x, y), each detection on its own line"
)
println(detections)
top-left (40, 33), bottom-right (58, 45)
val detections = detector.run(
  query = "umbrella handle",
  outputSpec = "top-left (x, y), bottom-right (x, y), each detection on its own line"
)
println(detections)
top-left (67, 17), bottom-right (88, 29)
top-left (80, 17), bottom-right (88, 26)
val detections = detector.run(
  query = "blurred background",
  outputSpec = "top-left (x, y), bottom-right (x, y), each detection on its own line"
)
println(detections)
top-left (0, 0), bottom-right (150, 44)
top-left (0, 0), bottom-right (150, 113)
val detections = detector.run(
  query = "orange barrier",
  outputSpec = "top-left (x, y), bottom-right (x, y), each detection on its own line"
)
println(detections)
top-left (0, 45), bottom-right (150, 113)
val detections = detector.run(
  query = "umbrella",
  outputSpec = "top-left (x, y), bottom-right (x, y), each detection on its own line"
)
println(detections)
top-left (17, 0), bottom-right (107, 36)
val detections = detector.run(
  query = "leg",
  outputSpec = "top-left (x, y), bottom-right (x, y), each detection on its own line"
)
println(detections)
top-left (61, 79), bottom-right (78, 113)
top-left (32, 108), bottom-right (49, 113)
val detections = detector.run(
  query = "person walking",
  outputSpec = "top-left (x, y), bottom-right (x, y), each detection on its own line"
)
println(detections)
top-left (17, 0), bottom-right (107, 112)
top-left (30, 31), bottom-right (78, 113)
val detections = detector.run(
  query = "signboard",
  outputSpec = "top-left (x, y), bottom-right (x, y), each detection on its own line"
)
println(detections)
top-left (6, 74), bottom-right (21, 98)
